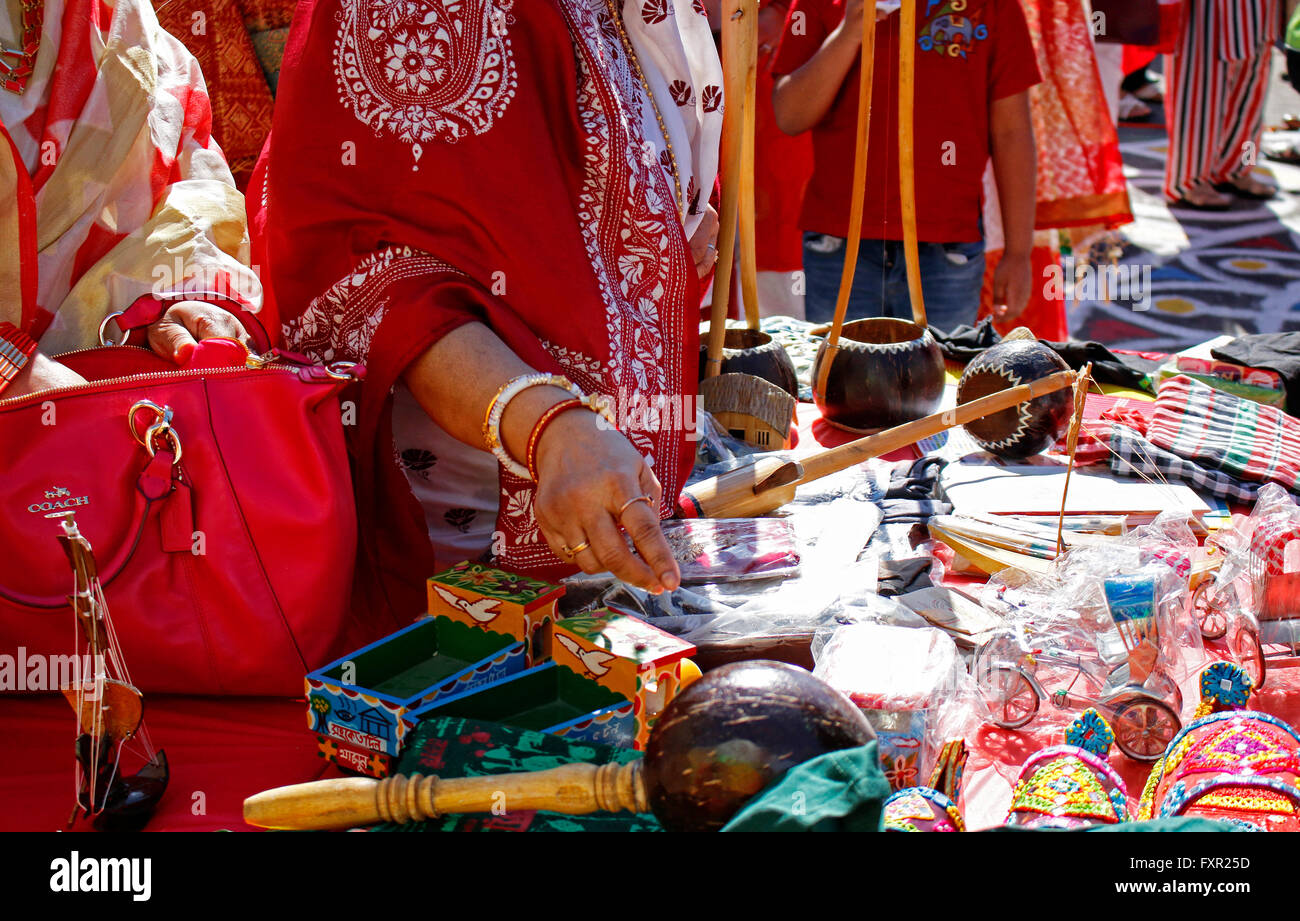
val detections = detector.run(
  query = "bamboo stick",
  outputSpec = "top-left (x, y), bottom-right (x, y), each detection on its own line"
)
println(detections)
top-left (681, 369), bottom-right (1078, 519)
top-left (737, 0), bottom-right (761, 330)
top-left (814, 1), bottom-right (879, 399)
top-left (705, 1), bottom-right (752, 378)
top-left (897, 0), bottom-right (925, 327)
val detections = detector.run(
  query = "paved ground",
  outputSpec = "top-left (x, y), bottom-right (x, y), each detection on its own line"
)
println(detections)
top-left (1071, 49), bottom-right (1300, 352)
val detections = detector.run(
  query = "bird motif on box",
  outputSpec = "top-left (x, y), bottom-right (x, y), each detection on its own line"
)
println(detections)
top-left (555, 634), bottom-right (617, 678)
top-left (430, 585), bottom-right (502, 624)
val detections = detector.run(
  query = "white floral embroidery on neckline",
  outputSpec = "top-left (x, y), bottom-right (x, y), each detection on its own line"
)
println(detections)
top-left (333, 0), bottom-right (518, 158)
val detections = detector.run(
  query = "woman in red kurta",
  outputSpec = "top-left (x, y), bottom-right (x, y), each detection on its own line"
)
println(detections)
top-left (261, 0), bottom-right (723, 624)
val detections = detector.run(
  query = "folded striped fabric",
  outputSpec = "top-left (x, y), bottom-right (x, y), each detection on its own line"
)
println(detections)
top-left (1106, 424), bottom-right (1260, 503)
top-left (1147, 375), bottom-right (1300, 492)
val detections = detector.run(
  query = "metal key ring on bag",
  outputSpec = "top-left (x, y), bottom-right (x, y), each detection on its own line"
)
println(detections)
top-left (128, 400), bottom-right (183, 463)
top-left (98, 311), bottom-right (126, 347)
top-left (325, 361), bottom-right (360, 381)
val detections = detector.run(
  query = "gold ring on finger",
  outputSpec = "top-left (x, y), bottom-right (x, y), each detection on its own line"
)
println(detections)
top-left (562, 540), bottom-right (591, 558)
top-left (617, 495), bottom-right (654, 519)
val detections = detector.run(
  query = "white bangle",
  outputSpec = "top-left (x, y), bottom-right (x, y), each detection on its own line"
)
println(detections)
top-left (482, 373), bottom-right (584, 480)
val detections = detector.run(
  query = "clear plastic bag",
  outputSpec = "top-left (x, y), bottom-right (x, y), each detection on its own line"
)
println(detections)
top-left (813, 622), bottom-right (990, 789)
top-left (659, 518), bottom-right (801, 584)
top-left (561, 468), bottom-right (887, 652)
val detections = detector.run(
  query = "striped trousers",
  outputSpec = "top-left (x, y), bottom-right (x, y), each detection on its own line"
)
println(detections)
top-left (1163, 0), bottom-right (1277, 200)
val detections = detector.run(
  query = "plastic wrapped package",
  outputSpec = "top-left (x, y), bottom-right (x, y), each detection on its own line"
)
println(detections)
top-left (659, 518), bottom-right (801, 583)
top-left (973, 549), bottom-right (1202, 764)
top-left (1197, 484), bottom-right (1300, 667)
top-left (561, 472), bottom-right (888, 660)
top-left (978, 510), bottom-right (1205, 686)
top-left (813, 622), bottom-right (990, 790)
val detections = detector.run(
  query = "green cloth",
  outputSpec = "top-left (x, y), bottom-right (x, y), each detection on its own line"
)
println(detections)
top-left (721, 743), bottom-right (1248, 833)
top-left (1288, 3), bottom-right (1300, 52)
top-left (374, 716), bottom-right (662, 832)
top-left (722, 743), bottom-right (891, 832)
top-left (377, 725), bottom-right (1251, 833)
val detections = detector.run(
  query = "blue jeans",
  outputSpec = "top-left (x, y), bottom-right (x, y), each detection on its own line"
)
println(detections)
top-left (802, 233), bottom-right (986, 335)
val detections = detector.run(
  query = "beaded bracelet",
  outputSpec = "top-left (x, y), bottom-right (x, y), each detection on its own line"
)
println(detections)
top-left (482, 374), bottom-right (584, 480)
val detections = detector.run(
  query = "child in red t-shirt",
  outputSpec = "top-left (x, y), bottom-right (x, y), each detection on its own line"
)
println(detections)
top-left (771, 0), bottom-right (1041, 332)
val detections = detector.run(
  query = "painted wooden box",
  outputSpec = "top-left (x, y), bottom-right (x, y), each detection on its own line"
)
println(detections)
top-left (551, 608), bottom-right (696, 749)
top-left (305, 614), bottom-right (528, 777)
top-left (406, 661), bottom-right (637, 748)
top-left (426, 562), bottom-right (565, 664)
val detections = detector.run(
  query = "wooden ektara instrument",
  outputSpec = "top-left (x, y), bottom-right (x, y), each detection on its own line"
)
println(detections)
top-left (812, 2), bottom-right (946, 433)
top-left (679, 368), bottom-right (1080, 519)
top-left (58, 511), bottom-right (168, 831)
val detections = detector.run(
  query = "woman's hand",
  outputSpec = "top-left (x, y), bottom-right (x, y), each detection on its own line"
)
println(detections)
top-left (147, 300), bottom-right (253, 362)
top-left (3, 350), bottom-right (88, 399)
top-left (689, 204), bottom-right (720, 279)
top-left (532, 409), bottom-right (681, 594)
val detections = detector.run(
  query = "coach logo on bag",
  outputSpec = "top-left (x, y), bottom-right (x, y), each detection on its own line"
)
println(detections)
top-left (27, 486), bottom-right (90, 515)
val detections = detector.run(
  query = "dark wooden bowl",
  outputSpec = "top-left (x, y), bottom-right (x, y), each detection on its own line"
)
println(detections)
top-left (699, 327), bottom-right (799, 398)
top-left (643, 660), bottom-right (875, 832)
top-left (957, 339), bottom-right (1072, 459)
top-left (812, 318), bottom-right (946, 431)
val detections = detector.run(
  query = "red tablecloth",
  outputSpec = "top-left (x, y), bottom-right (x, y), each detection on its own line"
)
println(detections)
top-left (0, 695), bottom-right (336, 832)
top-left (4, 393), bottom-right (1294, 832)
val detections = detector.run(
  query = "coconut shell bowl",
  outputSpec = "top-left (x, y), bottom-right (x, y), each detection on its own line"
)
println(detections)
top-left (812, 317), bottom-right (946, 432)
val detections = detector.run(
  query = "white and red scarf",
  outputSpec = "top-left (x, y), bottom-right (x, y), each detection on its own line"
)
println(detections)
top-left (0, 0), bottom-right (261, 353)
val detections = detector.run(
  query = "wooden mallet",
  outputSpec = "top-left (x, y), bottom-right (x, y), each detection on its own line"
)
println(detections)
top-left (244, 661), bottom-right (874, 833)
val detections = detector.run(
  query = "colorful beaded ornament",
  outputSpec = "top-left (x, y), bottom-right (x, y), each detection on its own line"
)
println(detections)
top-left (1005, 711), bottom-right (1129, 828)
top-left (882, 738), bottom-right (967, 832)
top-left (1138, 663), bottom-right (1300, 830)
top-left (882, 787), bottom-right (965, 833)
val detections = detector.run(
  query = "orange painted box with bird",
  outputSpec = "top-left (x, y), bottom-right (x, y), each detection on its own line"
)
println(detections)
top-left (551, 608), bottom-right (698, 749)
top-left (427, 562), bottom-right (566, 665)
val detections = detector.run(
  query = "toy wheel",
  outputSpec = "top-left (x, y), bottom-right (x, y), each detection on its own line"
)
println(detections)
top-left (980, 666), bottom-right (1039, 729)
top-left (1142, 672), bottom-right (1183, 717)
top-left (1112, 697), bottom-right (1180, 761)
top-left (1192, 580), bottom-right (1227, 640)
top-left (1231, 626), bottom-right (1266, 691)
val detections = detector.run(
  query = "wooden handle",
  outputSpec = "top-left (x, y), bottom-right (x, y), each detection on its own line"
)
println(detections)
top-left (815, 1), bottom-right (878, 399)
top-left (681, 370), bottom-right (1078, 519)
top-left (706, 0), bottom-right (755, 378)
top-left (737, 0), bottom-right (760, 330)
top-left (897, 0), bottom-right (925, 328)
top-left (676, 455), bottom-right (800, 520)
top-left (243, 761), bottom-right (648, 831)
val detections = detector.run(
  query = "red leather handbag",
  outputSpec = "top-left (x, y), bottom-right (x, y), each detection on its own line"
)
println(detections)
top-left (0, 346), bottom-right (362, 696)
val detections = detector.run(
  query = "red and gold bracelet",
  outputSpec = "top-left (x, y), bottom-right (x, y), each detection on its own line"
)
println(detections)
top-left (0, 322), bottom-right (38, 397)
top-left (526, 398), bottom-right (583, 482)
top-left (525, 394), bottom-right (619, 482)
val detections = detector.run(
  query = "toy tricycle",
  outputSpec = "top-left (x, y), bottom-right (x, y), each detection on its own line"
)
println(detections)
top-left (975, 622), bottom-right (1182, 762)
